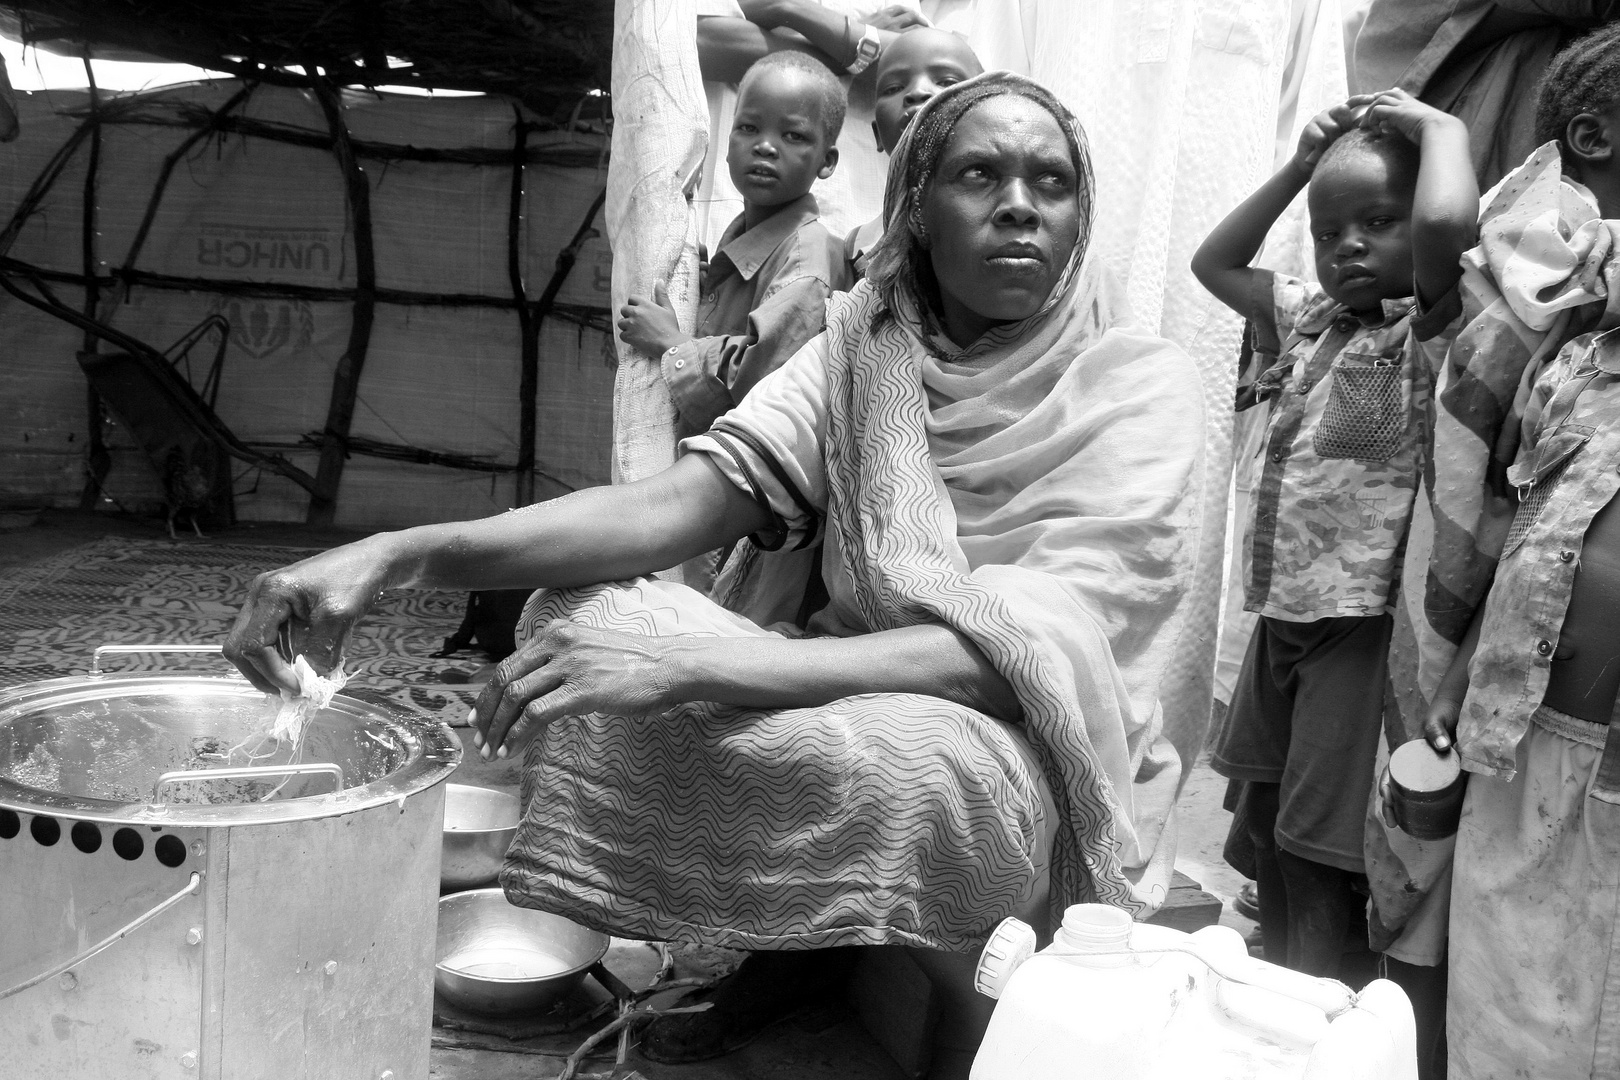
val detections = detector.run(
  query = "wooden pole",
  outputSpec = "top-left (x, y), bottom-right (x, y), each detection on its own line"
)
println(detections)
top-left (308, 78), bottom-right (377, 526)
top-left (507, 111), bottom-right (537, 507)
top-left (77, 52), bottom-right (108, 511)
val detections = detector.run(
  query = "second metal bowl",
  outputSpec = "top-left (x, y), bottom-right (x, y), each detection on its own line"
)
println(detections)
top-left (435, 888), bottom-right (610, 1016)
top-left (440, 783), bottom-right (520, 891)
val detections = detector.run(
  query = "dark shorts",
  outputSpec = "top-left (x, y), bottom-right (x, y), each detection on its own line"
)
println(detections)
top-left (1211, 613), bottom-right (1391, 874)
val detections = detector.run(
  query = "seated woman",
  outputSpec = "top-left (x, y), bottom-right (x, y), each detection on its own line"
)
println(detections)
top-left (223, 73), bottom-right (1206, 1065)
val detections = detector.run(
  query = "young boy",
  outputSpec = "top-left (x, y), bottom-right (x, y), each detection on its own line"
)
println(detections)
top-left (1409, 24), bottom-right (1620, 1078)
top-left (1190, 89), bottom-right (1477, 978)
top-left (847, 26), bottom-right (982, 277)
top-left (617, 50), bottom-right (852, 441)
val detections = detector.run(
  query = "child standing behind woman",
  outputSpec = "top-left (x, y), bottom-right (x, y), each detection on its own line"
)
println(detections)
top-left (617, 50), bottom-right (852, 442)
top-left (1191, 90), bottom-right (1477, 979)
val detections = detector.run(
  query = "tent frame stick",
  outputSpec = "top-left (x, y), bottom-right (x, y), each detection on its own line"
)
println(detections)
top-left (1, 256), bottom-right (609, 329)
top-left (78, 51), bottom-right (107, 511)
top-left (508, 109), bottom-right (539, 507)
top-left (107, 84), bottom-right (257, 316)
top-left (308, 77), bottom-right (378, 526)
top-left (520, 185), bottom-right (607, 497)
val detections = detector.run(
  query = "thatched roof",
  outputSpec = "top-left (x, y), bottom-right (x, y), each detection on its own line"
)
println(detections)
top-left (0, 1), bottom-right (611, 122)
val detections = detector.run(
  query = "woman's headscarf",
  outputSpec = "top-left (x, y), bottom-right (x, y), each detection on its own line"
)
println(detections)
top-left (863, 71), bottom-right (1097, 353)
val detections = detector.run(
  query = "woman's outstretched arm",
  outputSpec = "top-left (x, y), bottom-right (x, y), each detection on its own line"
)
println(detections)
top-left (224, 454), bottom-right (769, 694)
top-left (471, 618), bottom-right (1022, 759)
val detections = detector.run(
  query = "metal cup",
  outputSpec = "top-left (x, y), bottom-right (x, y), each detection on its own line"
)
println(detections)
top-left (1388, 739), bottom-right (1466, 840)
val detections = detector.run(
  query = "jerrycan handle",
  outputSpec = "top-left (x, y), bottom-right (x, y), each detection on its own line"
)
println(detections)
top-left (974, 917), bottom-right (1038, 999)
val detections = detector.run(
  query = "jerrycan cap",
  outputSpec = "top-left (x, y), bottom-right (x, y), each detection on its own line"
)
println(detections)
top-left (975, 917), bottom-right (1038, 1000)
top-left (1058, 903), bottom-right (1133, 950)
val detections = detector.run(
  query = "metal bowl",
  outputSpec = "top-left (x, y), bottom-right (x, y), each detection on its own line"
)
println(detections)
top-left (435, 888), bottom-right (609, 1016)
top-left (440, 784), bottom-right (520, 891)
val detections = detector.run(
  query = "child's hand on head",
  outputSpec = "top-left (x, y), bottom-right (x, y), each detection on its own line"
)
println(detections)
top-left (867, 4), bottom-right (931, 31)
top-left (617, 281), bottom-right (688, 357)
top-left (1359, 87), bottom-right (1457, 145)
top-left (1293, 96), bottom-right (1375, 174)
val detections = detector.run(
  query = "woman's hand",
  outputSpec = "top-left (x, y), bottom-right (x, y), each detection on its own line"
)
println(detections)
top-left (617, 281), bottom-right (689, 357)
top-left (470, 619), bottom-right (687, 761)
top-left (1292, 95), bottom-right (1374, 174)
top-left (223, 538), bottom-right (395, 695)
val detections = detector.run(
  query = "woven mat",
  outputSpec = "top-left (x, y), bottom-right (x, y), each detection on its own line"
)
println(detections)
top-left (0, 536), bottom-right (489, 725)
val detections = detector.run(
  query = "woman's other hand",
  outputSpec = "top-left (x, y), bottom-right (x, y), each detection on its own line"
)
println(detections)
top-left (223, 539), bottom-right (393, 695)
top-left (470, 619), bottom-right (686, 761)
top-left (617, 281), bottom-right (689, 357)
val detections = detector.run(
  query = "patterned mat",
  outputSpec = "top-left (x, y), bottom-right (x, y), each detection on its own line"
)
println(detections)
top-left (0, 536), bottom-right (489, 724)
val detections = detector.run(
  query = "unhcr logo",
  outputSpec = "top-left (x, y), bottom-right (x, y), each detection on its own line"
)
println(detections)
top-left (211, 297), bottom-right (317, 359)
top-left (196, 223), bottom-right (335, 274)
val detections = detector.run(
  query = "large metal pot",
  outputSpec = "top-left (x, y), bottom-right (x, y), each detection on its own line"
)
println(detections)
top-left (0, 645), bottom-right (460, 1080)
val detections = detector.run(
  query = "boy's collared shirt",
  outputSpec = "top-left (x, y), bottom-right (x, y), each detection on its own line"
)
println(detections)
top-left (662, 193), bottom-right (851, 437)
top-left (845, 215), bottom-right (884, 280)
top-left (1460, 330), bottom-right (1620, 779)
top-left (1241, 270), bottom-right (1459, 622)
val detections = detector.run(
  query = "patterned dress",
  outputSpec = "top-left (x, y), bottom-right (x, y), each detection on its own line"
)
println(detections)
top-left (499, 271), bottom-right (1206, 951)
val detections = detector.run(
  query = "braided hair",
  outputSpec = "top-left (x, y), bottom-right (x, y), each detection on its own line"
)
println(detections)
top-left (865, 72), bottom-right (1095, 331)
top-left (1534, 21), bottom-right (1620, 157)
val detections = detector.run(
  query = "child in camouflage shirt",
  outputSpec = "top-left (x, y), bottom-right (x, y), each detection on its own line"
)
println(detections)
top-left (1190, 89), bottom-right (1477, 978)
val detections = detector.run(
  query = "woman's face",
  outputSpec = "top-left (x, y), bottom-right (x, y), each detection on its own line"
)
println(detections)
top-left (919, 96), bottom-right (1081, 345)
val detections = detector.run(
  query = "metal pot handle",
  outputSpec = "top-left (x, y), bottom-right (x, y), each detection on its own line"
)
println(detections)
top-left (0, 872), bottom-right (201, 1001)
top-left (91, 643), bottom-right (225, 675)
top-left (153, 763), bottom-right (345, 802)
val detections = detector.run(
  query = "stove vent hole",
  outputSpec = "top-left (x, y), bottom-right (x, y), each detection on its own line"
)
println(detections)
top-left (71, 821), bottom-right (102, 854)
top-left (0, 809), bottom-right (17, 839)
top-left (154, 834), bottom-right (186, 867)
top-left (30, 815), bottom-right (60, 846)
top-left (112, 828), bottom-right (143, 861)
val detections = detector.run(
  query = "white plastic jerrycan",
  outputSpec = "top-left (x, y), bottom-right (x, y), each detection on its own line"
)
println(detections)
top-left (970, 904), bottom-right (1416, 1080)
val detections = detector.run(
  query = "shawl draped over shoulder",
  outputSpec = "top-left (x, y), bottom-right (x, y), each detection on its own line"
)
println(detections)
top-left (696, 258), bottom-right (1206, 919)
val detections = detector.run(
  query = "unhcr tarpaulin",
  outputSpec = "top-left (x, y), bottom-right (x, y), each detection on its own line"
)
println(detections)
top-left (0, 81), bottom-right (614, 529)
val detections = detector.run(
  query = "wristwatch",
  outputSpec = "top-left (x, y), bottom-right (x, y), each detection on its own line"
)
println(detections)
top-left (846, 21), bottom-right (882, 76)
